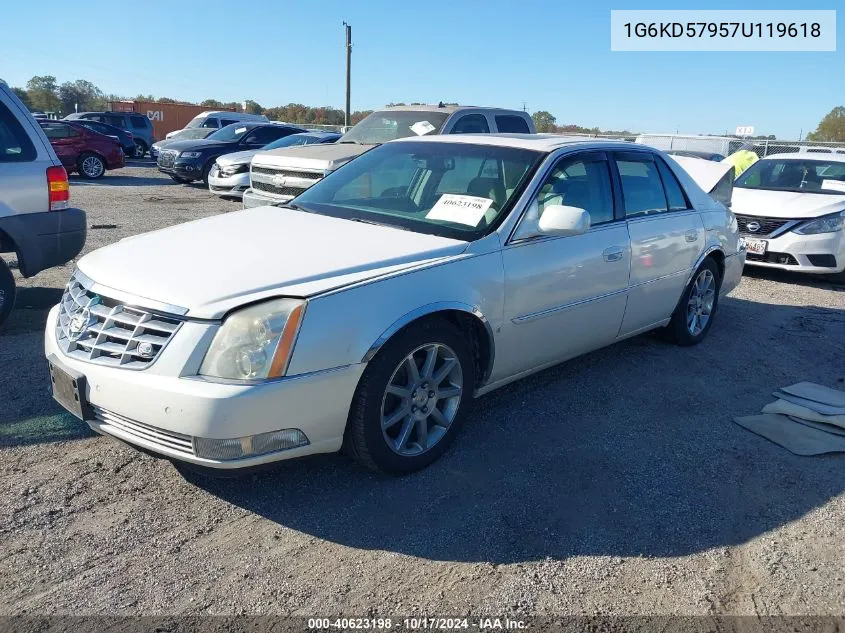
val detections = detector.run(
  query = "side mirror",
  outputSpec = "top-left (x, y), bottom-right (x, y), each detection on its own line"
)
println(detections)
top-left (538, 204), bottom-right (591, 236)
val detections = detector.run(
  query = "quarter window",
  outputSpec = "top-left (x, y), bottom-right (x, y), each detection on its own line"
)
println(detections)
top-left (655, 158), bottom-right (689, 211)
top-left (495, 115), bottom-right (531, 133)
top-left (534, 155), bottom-right (615, 226)
top-left (130, 115), bottom-right (148, 129)
top-left (0, 101), bottom-right (37, 162)
top-left (450, 114), bottom-right (490, 134)
top-left (615, 157), bottom-right (668, 218)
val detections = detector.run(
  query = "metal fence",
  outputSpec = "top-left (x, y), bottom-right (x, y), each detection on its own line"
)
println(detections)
top-left (624, 133), bottom-right (845, 158)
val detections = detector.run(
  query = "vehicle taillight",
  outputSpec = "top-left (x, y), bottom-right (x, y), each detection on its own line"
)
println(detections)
top-left (47, 165), bottom-right (69, 211)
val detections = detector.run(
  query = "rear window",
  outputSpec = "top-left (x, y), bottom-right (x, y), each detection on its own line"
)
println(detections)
top-left (41, 123), bottom-right (75, 139)
top-left (0, 101), bottom-right (37, 162)
top-left (130, 115), bottom-right (149, 129)
top-left (495, 115), bottom-right (531, 134)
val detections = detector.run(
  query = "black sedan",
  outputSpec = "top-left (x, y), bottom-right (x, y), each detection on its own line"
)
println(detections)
top-left (157, 122), bottom-right (307, 185)
top-left (72, 119), bottom-right (137, 157)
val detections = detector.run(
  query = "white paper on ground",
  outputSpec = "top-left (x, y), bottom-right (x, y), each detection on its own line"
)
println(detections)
top-left (426, 194), bottom-right (493, 226)
top-left (820, 179), bottom-right (845, 193)
top-left (410, 120), bottom-right (436, 136)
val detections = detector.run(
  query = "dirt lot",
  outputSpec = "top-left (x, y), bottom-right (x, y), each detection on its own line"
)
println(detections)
top-left (1, 161), bottom-right (844, 617)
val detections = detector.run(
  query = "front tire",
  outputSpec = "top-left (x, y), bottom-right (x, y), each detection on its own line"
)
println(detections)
top-left (0, 257), bottom-right (16, 327)
top-left (344, 318), bottom-right (475, 474)
top-left (77, 153), bottom-right (106, 179)
top-left (661, 257), bottom-right (721, 346)
top-left (134, 141), bottom-right (147, 158)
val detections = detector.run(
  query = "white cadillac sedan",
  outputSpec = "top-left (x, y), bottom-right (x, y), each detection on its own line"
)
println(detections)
top-left (731, 153), bottom-right (845, 282)
top-left (45, 135), bottom-right (744, 474)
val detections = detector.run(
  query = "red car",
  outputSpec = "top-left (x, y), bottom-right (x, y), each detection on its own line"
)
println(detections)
top-left (38, 119), bottom-right (124, 179)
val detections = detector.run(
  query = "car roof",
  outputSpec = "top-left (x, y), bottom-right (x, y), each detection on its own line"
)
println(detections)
top-left (388, 133), bottom-right (637, 153)
top-left (760, 152), bottom-right (845, 163)
top-left (378, 105), bottom-right (528, 114)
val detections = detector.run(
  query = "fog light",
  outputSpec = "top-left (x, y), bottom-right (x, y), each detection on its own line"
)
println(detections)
top-left (194, 429), bottom-right (309, 460)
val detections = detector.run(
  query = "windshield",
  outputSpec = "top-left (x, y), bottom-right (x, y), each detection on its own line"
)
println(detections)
top-left (184, 114), bottom-right (211, 129)
top-left (339, 111), bottom-right (450, 145)
top-left (173, 128), bottom-right (215, 141)
top-left (206, 123), bottom-right (251, 142)
top-left (736, 159), bottom-right (845, 195)
top-left (262, 133), bottom-right (320, 151)
top-left (293, 141), bottom-right (542, 240)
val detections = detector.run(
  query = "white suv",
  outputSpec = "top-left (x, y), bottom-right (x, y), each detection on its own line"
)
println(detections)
top-left (0, 80), bottom-right (86, 326)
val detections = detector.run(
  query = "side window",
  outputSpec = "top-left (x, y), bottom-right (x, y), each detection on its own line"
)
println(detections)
top-left (495, 115), bottom-right (530, 134)
top-left (200, 117), bottom-right (219, 128)
top-left (534, 155), bottom-right (615, 226)
top-left (655, 158), bottom-right (690, 211)
top-left (105, 116), bottom-right (127, 129)
top-left (66, 125), bottom-right (82, 137)
top-left (0, 101), bottom-right (37, 162)
top-left (41, 123), bottom-right (70, 139)
top-left (243, 127), bottom-right (285, 145)
top-left (450, 114), bottom-right (490, 134)
top-left (615, 156), bottom-right (668, 218)
top-left (130, 115), bottom-right (148, 129)
top-left (221, 118), bottom-right (238, 126)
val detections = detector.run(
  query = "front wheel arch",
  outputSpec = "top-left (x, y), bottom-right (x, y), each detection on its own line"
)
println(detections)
top-left (362, 304), bottom-right (494, 389)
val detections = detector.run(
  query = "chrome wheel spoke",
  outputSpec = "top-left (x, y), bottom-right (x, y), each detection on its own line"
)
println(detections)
top-left (382, 404), bottom-right (410, 430)
top-left (394, 416), bottom-right (415, 452)
top-left (430, 406), bottom-right (449, 429)
top-left (405, 355), bottom-right (421, 383)
top-left (432, 357), bottom-right (456, 385)
top-left (386, 384), bottom-right (412, 399)
top-left (415, 417), bottom-right (428, 450)
top-left (438, 385), bottom-right (461, 400)
top-left (421, 345), bottom-right (438, 380)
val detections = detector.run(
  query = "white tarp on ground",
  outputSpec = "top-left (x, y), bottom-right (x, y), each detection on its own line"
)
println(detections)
top-left (735, 382), bottom-right (845, 455)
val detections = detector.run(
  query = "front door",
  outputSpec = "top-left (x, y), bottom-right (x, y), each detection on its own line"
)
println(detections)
top-left (612, 151), bottom-right (705, 335)
top-left (496, 151), bottom-right (631, 380)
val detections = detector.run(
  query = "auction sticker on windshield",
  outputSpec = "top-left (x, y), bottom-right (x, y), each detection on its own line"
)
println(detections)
top-left (426, 194), bottom-right (493, 226)
top-left (410, 120), bottom-right (436, 136)
top-left (821, 179), bottom-right (845, 193)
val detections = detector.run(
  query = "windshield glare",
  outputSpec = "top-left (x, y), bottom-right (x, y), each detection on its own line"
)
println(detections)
top-left (340, 111), bottom-right (449, 145)
top-left (207, 123), bottom-right (250, 142)
top-left (736, 158), bottom-right (845, 194)
top-left (293, 142), bottom-right (541, 240)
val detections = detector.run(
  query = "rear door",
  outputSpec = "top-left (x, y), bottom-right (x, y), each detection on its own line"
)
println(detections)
top-left (613, 151), bottom-right (705, 335)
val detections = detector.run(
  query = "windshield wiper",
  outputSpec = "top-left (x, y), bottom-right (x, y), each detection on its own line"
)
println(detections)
top-left (274, 201), bottom-right (315, 213)
top-left (348, 217), bottom-right (412, 232)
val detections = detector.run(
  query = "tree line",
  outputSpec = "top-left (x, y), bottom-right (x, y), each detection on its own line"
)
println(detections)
top-left (11, 75), bottom-right (844, 142)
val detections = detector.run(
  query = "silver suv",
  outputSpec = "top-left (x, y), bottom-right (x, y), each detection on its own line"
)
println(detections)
top-left (0, 80), bottom-right (86, 326)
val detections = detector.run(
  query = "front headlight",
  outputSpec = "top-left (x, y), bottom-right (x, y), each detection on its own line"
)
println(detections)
top-left (793, 210), bottom-right (845, 235)
top-left (179, 151), bottom-right (202, 159)
top-left (221, 163), bottom-right (248, 175)
top-left (199, 298), bottom-right (305, 381)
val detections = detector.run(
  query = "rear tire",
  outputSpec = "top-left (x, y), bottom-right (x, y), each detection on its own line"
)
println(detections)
top-left (134, 141), bottom-right (147, 158)
top-left (343, 318), bottom-right (475, 474)
top-left (661, 257), bottom-right (721, 346)
top-left (77, 153), bottom-right (106, 179)
top-left (0, 257), bottom-right (16, 327)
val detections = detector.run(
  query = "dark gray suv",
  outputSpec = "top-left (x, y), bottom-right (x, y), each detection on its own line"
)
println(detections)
top-left (64, 111), bottom-right (154, 157)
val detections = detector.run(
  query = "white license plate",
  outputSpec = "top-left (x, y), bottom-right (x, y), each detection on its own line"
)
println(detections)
top-left (744, 238), bottom-right (767, 256)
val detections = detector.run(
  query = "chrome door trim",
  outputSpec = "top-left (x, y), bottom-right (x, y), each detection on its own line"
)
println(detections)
top-left (512, 287), bottom-right (628, 324)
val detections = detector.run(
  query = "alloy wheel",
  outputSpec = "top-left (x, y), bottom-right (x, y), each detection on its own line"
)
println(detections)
top-left (687, 269), bottom-right (716, 336)
top-left (380, 343), bottom-right (463, 456)
top-left (82, 156), bottom-right (104, 178)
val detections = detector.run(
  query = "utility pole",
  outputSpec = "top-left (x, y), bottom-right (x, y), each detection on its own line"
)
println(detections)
top-left (343, 22), bottom-right (352, 128)
top-left (522, 101), bottom-right (527, 112)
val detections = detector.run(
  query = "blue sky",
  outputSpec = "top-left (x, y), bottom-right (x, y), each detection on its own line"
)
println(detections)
top-left (1, 0), bottom-right (841, 138)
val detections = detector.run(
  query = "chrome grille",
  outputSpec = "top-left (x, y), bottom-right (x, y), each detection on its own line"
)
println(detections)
top-left (93, 406), bottom-right (195, 456)
top-left (252, 181), bottom-right (308, 197)
top-left (157, 149), bottom-right (176, 168)
top-left (735, 215), bottom-right (793, 237)
top-left (251, 166), bottom-right (322, 179)
top-left (55, 274), bottom-right (182, 370)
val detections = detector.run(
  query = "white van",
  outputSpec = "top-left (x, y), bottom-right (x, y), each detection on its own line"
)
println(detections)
top-left (165, 111), bottom-right (270, 139)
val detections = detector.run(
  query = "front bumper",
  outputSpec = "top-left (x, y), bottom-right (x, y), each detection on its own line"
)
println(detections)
top-left (45, 305), bottom-right (364, 468)
top-left (242, 187), bottom-right (292, 209)
top-left (157, 159), bottom-right (204, 180)
top-left (208, 167), bottom-right (249, 198)
top-left (0, 208), bottom-right (86, 277)
top-left (743, 228), bottom-right (845, 275)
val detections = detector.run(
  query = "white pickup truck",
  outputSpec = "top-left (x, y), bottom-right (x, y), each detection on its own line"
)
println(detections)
top-left (242, 104), bottom-right (536, 208)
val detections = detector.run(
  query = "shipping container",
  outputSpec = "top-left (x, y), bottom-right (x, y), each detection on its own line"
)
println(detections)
top-left (109, 101), bottom-right (236, 140)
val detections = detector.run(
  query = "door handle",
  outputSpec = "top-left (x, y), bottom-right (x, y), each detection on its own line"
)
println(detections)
top-left (602, 246), bottom-right (625, 262)
top-left (685, 230), bottom-right (699, 243)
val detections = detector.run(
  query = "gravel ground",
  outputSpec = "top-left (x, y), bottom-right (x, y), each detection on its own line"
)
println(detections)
top-left (1, 161), bottom-right (844, 617)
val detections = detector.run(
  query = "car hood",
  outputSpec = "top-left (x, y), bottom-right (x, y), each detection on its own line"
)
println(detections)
top-left (77, 206), bottom-right (467, 319)
top-left (162, 138), bottom-right (236, 153)
top-left (731, 188), bottom-right (845, 219)
top-left (251, 142), bottom-right (370, 172)
top-left (216, 148), bottom-right (260, 167)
